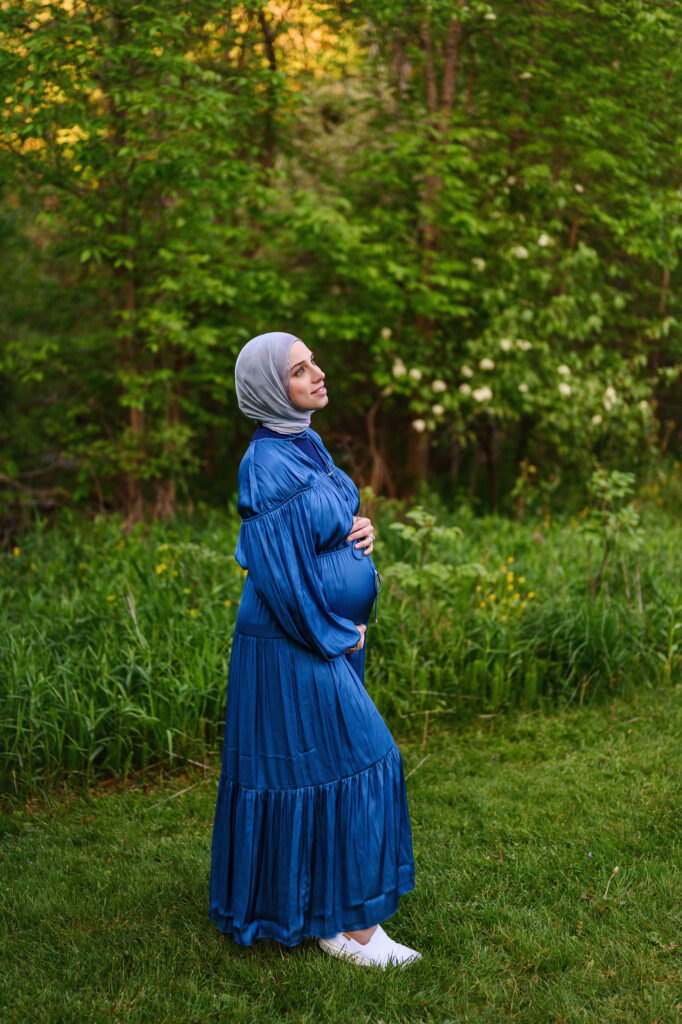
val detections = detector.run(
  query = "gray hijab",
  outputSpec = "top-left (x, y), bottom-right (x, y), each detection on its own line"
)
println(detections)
top-left (234, 331), bottom-right (312, 435)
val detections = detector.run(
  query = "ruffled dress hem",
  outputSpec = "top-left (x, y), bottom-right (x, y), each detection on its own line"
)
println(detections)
top-left (208, 868), bottom-right (415, 947)
top-left (208, 744), bottom-right (415, 948)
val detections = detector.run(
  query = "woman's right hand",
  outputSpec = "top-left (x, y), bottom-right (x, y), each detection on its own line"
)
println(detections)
top-left (345, 623), bottom-right (366, 654)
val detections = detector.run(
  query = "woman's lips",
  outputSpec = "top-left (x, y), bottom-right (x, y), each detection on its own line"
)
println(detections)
top-left (312, 385), bottom-right (327, 395)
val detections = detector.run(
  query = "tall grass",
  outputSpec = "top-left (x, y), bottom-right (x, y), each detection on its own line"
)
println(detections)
top-left (1, 498), bottom-right (680, 795)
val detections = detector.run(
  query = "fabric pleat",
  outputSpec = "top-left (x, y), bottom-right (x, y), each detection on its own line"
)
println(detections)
top-left (209, 745), bottom-right (415, 946)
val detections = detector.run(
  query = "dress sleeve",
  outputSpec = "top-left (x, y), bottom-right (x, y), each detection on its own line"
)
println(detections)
top-left (234, 487), bottom-right (361, 660)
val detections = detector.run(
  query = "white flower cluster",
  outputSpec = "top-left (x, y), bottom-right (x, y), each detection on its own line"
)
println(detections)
top-left (380, 327), bottom-right (392, 340)
top-left (461, 365), bottom-right (474, 378)
top-left (473, 386), bottom-right (493, 403)
top-left (510, 245), bottom-right (529, 259)
top-left (392, 359), bottom-right (406, 377)
top-left (479, 358), bottom-right (495, 371)
top-left (459, 383), bottom-right (471, 396)
top-left (604, 385), bottom-right (617, 410)
top-left (538, 233), bottom-right (552, 247)
top-left (516, 339), bottom-right (532, 351)
top-left (412, 419), bottom-right (426, 433)
top-left (557, 364), bottom-right (570, 376)
top-left (432, 379), bottom-right (447, 393)
top-left (518, 383), bottom-right (529, 393)
top-left (432, 404), bottom-right (445, 416)
top-left (471, 257), bottom-right (486, 272)
top-left (409, 367), bottom-right (423, 381)
top-left (558, 382), bottom-right (571, 397)
top-left (500, 338), bottom-right (513, 352)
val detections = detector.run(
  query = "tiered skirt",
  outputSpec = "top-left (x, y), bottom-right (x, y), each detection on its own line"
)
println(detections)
top-left (208, 630), bottom-right (415, 946)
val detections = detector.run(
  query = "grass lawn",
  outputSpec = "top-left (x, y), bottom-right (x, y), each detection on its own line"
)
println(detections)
top-left (1, 684), bottom-right (680, 1024)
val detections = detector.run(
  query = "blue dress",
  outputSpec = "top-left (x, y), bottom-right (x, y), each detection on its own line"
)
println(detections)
top-left (208, 427), bottom-right (415, 946)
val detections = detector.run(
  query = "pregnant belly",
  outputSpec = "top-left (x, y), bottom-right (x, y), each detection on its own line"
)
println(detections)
top-left (317, 544), bottom-right (379, 624)
top-left (235, 544), bottom-right (379, 638)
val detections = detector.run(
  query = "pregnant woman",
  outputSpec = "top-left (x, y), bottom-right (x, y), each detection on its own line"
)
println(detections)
top-left (208, 331), bottom-right (419, 968)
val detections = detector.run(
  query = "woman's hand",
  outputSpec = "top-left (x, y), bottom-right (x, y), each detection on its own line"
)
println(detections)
top-left (347, 515), bottom-right (375, 556)
top-left (345, 623), bottom-right (367, 654)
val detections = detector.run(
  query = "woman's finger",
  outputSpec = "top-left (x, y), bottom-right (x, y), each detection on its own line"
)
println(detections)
top-left (347, 516), bottom-right (373, 539)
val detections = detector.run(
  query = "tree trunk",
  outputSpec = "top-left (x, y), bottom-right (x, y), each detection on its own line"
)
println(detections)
top-left (407, 429), bottom-right (429, 490)
top-left (366, 399), bottom-right (396, 497)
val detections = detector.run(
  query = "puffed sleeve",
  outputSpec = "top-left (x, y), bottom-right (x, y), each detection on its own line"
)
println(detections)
top-left (234, 487), bottom-right (361, 660)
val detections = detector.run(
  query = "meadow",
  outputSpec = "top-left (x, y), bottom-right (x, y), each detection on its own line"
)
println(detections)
top-left (1, 682), bottom-right (680, 1023)
top-left (1, 478), bottom-right (681, 798)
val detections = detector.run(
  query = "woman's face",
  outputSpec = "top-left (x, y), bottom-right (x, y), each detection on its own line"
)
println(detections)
top-left (288, 339), bottom-right (328, 411)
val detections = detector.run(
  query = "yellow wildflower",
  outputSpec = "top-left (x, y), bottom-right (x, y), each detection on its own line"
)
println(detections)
top-left (189, 608), bottom-right (198, 618)
top-left (155, 563), bottom-right (167, 575)
top-left (479, 601), bottom-right (486, 609)
top-left (172, 570), bottom-right (178, 577)
top-left (501, 615), bottom-right (507, 621)
top-left (507, 584), bottom-right (514, 592)
top-left (488, 593), bottom-right (495, 602)
top-left (30, 562), bottom-right (36, 570)
top-left (78, 562), bottom-right (88, 569)
top-left (13, 546), bottom-right (20, 556)
top-left (518, 576), bottom-right (525, 584)
top-left (507, 556), bottom-right (514, 563)
top-left (507, 571), bottom-right (514, 583)
top-left (224, 599), bottom-right (232, 607)
top-left (528, 591), bottom-right (535, 599)
top-left (513, 592), bottom-right (520, 600)
top-left (475, 584), bottom-right (482, 592)
top-left (157, 543), bottom-right (170, 552)
top-left (183, 587), bottom-right (191, 594)
top-left (106, 594), bottom-right (116, 602)
top-left (115, 539), bottom-right (125, 549)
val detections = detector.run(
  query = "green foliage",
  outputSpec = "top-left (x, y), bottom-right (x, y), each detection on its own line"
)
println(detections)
top-left (1, 0), bottom-right (682, 517)
top-left (579, 469), bottom-right (644, 600)
top-left (0, 0), bottom-right (284, 518)
top-left (2, 502), bottom-right (680, 794)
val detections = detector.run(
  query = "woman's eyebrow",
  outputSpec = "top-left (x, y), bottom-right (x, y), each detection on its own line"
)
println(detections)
top-left (290, 353), bottom-right (313, 371)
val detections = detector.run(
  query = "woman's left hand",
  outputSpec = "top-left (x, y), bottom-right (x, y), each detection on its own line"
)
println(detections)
top-left (347, 515), bottom-right (375, 555)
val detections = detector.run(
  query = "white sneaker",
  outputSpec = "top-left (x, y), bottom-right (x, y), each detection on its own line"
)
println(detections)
top-left (318, 925), bottom-right (422, 969)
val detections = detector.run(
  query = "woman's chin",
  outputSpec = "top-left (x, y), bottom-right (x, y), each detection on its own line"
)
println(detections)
top-left (303, 396), bottom-right (329, 411)
top-left (292, 393), bottom-right (329, 412)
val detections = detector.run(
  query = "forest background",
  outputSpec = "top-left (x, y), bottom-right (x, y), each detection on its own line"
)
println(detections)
top-left (1, 0), bottom-right (682, 530)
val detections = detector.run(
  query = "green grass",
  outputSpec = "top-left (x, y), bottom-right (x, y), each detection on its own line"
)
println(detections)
top-left (2, 502), bottom-right (682, 793)
top-left (1, 684), bottom-right (680, 1023)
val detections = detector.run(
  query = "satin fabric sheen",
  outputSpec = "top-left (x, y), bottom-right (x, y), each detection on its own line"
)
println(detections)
top-left (208, 428), bottom-right (415, 945)
top-left (251, 424), bottom-right (326, 471)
